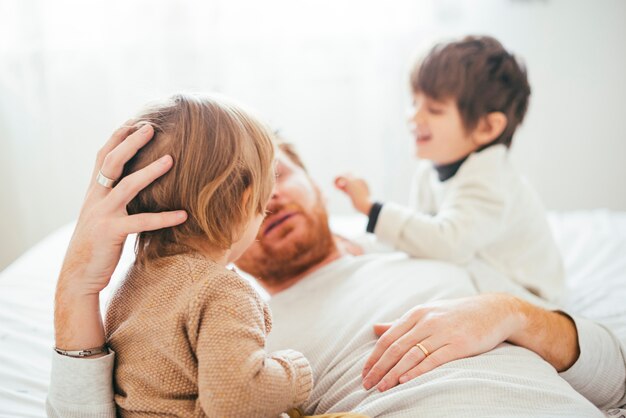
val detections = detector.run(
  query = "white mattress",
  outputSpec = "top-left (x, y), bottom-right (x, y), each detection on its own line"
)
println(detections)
top-left (1, 210), bottom-right (625, 417)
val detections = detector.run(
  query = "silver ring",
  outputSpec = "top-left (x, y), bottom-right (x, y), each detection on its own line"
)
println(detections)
top-left (96, 170), bottom-right (116, 188)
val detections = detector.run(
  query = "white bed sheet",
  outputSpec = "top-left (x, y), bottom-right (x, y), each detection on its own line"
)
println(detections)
top-left (0, 210), bottom-right (625, 417)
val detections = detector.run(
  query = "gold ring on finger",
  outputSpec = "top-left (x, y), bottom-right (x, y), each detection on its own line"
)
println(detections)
top-left (415, 342), bottom-right (430, 357)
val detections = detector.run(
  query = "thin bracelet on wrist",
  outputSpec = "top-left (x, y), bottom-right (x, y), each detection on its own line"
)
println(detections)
top-left (54, 344), bottom-right (109, 358)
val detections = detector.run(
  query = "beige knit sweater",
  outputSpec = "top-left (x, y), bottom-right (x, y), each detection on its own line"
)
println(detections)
top-left (104, 253), bottom-right (312, 417)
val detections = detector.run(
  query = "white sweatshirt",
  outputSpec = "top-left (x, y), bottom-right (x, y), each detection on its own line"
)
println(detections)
top-left (374, 145), bottom-right (564, 301)
top-left (265, 254), bottom-right (610, 417)
top-left (47, 254), bottom-right (626, 417)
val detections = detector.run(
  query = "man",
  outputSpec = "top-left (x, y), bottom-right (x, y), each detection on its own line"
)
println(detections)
top-left (234, 143), bottom-right (623, 416)
top-left (48, 126), bottom-right (626, 417)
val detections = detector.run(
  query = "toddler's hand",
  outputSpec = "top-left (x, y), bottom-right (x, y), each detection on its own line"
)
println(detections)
top-left (334, 174), bottom-right (373, 215)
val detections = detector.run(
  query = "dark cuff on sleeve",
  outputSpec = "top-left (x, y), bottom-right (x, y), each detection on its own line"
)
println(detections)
top-left (366, 202), bottom-right (383, 233)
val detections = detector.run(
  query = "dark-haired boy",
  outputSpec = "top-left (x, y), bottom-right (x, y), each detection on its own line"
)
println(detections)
top-left (336, 35), bottom-right (563, 301)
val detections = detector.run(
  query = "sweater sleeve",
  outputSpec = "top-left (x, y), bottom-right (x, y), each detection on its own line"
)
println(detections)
top-left (374, 172), bottom-right (506, 263)
top-left (45, 350), bottom-right (116, 418)
top-left (190, 275), bottom-right (313, 417)
top-left (559, 316), bottom-right (626, 410)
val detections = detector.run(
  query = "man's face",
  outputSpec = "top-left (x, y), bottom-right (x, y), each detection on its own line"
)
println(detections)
top-left (235, 150), bottom-right (335, 286)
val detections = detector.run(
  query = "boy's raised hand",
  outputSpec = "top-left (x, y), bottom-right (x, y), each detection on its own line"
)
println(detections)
top-left (334, 174), bottom-right (373, 215)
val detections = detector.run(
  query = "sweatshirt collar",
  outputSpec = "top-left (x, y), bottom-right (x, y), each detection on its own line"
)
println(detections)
top-left (434, 155), bottom-right (469, 182)
top-left (433, 142), bottom-right (505, 182)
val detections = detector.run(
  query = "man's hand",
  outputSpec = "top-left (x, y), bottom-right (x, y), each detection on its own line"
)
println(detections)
top-left (361, 293), bottom-right (580, 392)
top-left (334, 174), bottom-right (373, 215)
top-left (54, 122), bottom-right (187, 351)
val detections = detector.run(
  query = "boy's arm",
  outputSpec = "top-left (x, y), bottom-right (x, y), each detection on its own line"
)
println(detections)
top-left (194, 276), bottom-right (312, 417)
top-left (372, 174), bottom-right (506, 262)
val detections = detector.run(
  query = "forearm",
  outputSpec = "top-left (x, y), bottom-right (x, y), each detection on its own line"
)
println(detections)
top-left (196, 285), bottom-right (313, 416)
top-left (493, 295), bottom-right (626, 409)
top-left (49, 276), bottom-right (115, 417)
top-left (374, 202), bottom-right (480, 262)
top-left (200, 348), bottom-right (312, 416)
top-left (507, 297), bottom-right (579, 372)
top-left (54, 278), bottom-right (106, 352)
top-left (250, 348), bottom-right (313, 408)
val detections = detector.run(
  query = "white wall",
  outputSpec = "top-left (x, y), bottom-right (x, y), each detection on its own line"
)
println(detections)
top-left (1, 0), bottom-right (625, 270)
top-left (440, 0), bottom-right (626, 212)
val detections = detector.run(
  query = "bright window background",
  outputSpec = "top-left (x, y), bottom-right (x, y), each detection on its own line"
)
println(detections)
top-left (1, 0), bottom-right (625, 270)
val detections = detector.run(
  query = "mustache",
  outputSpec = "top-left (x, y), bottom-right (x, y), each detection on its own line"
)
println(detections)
top-left (265, 202), bottom-right (301, 215)
top-left (259, 202), bottom-right (303, 238)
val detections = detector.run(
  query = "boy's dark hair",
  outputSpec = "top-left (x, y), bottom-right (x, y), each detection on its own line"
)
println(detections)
top-left (410, 35), bottom-right (531, 147)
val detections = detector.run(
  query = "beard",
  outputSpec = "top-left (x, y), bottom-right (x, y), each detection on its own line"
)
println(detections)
top-left (235, 194), bottom-right (335, 287)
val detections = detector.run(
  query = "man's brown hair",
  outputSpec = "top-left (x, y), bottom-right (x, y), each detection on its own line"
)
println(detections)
top-left (410, 35), bottom-right (531, 147)
top-left (274, 134), bottom-right (307, 173)
top-left (123, 94), bottom-right (275, 264)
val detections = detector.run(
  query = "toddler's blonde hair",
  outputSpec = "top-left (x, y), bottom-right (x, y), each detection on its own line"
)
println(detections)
top-left (123, 93), bottom-right (275, 264)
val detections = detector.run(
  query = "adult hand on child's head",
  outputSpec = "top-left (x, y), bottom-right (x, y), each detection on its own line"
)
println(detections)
top-left (60, 123), bottom-right (188, 295)
top-left (361, 294), bottom-right (524, 392)
top-left (58, 122), bottom-right (187, 297)
top-left (55, 121), bottom-right (187, 350)
top-left (334, 174), bottom-right (373, 215)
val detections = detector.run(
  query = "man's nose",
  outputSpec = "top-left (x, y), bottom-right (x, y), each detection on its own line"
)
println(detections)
top-left (266, 190), bottom-right (282, 214)
top-left (270, 182), bottom-right (279, 200)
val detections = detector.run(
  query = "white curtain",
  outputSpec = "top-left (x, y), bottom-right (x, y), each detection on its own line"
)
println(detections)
top-left (1, 0), bottom-right (625, 269)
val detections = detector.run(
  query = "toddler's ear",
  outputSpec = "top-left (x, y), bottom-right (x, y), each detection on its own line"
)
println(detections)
top-left (241, 187), bottom-right (252, 206)
top-left (474, 112), bottom-right (507, 146)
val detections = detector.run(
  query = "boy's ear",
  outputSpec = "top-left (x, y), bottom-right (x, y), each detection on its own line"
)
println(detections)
top-left (473, 112), bottom-right (508, 146)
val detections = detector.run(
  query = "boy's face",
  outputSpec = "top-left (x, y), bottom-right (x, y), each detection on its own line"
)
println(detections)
top-left (409, 93), bottom-right (479, 165)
